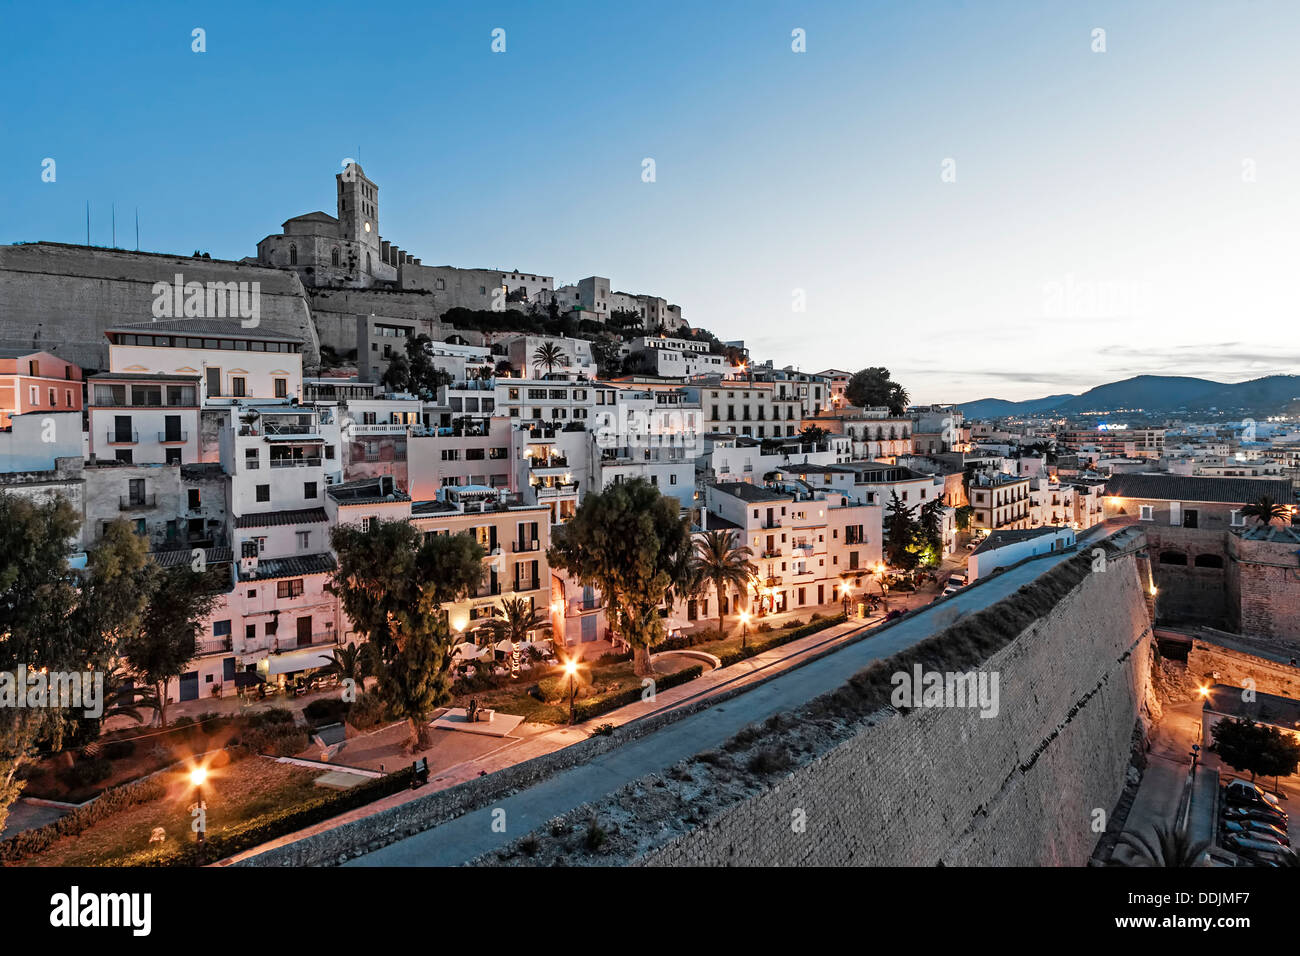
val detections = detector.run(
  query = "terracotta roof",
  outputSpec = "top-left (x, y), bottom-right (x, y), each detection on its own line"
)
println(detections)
top-left (242, 552), bottom-right (336, 582)
top-left (1105, 473), bottom-right (1295, 505)
top-left (235, 507), bottom-right (328, 528)
top-left (152, 546), bottom-right (232, 568)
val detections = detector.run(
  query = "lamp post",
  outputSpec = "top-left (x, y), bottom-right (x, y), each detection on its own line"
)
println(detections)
top-left (739, 610), bottom-right (750, 648)
top-left (564, 658), bottom-right (578, 725)
top-left (840, 582), bottom-right (852, 617)
top-left (189, 765), bottom-right (208, 865)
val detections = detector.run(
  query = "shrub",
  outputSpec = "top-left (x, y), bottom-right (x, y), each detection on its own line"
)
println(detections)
top-left (594, 651), bottom-right (632, 666)
top-left (584, 818), bottom-right (608, 852)
top-left (537, 669), bottom-right (594, 703)
top-left (346, 692), bottom-right (387, 731)
top-left (747, 746), bottom-right (794, 775)
top-left (757, 622), bottom-right (773, 633)
top-left (102, 739), bottom-right (136, 760)
top-left (239, 723), bottom-right (309, 757)
top-left (571, 665), bottom-right (703, 723)
top-left (60, 756), bottom-right (114, 789)
top-left (244, 707), bottom-right (295, 728)
top-left (303, 698), bottom-right (348, 727)
top-left (593, 723), bottom-right (615, 736)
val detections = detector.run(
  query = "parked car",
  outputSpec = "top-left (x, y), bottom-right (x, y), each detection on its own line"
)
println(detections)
top-left (1223, 819), bottom-right (1290, 846)
top-left (942, 585), bottom-right (961, 597)
top-left (1224, 780), bottom-right (1283, 810)
top-left (1222, 803), bottom-right (1288, 827)
top-left (1224, 833), bottom-right (1295, 865)
top-left (948, 572), bottom-right (967, 587)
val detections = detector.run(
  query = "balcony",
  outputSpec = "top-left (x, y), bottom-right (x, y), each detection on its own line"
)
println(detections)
top-left (513, 579), bottom-right (541, 593)
top-left (106, 431), bottom-right (139, 445)
top-left (354, 422), bottom-right (410, 435)
top-left (534, 483), bottom-right (578, 499)
top-left (120, 494), bottom-right (157, 511)
top-left (269, 457), bottom-right (323, 469)
top-left (158, 431), bottom-right (188, 443)
top-left (263, 422), bottom-right (315, 436)
top-left (513, 539), bottom-right (541, 553)
top-left (568, 596), bottom-right (603, 614)
top-left (761, 548), bottom-right (783, 559)
top-left (197, 637), bottom-right (232, 656)
top-left (271, 632), bottom-right (339, 654)
top-left (474, 582), bottom-right (503, 598)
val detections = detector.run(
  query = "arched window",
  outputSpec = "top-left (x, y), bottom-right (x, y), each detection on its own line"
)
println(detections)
top-left (289, 244), bottom-right (297, 265)
top-left (1158, 550), bottom-right (1187, 566)
top-left (367, 252), bottom-right (372, 273)
top-left (331, 247), bottom-right (340, 267)
top-left (1194, 553), bottom-right (1224, 569)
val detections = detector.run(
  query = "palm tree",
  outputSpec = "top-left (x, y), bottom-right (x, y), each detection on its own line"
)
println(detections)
top-left (319, 642), bottom-right (372, 693)
top-left (689, 530), bottom-right (756, 644)
top-left (533, 342), bottom-right (567, 378)
top-left (486, 596), bottom-right (549, 676)
top-left (1240, 495), bottom-right (1291, 526)
top-left (1114, 822), bottom-right (1211, 867)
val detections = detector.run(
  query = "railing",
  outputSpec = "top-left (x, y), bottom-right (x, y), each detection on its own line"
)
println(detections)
top-left (119, 494), bottom-right (157, 510)
top-left (158, 431), bottom-right (188, 443)
top-left (534, 484), bottom-right (578, 499)
top-left (530, 455), bottom-right (568, 468)
top-left (269, 457), bottom-right (323, 468)
top-left (197, 637), bottom-right (232, 656)
top-left (474, 582), bottom-right (502, 598)
top-left (354, 422), bottom-right (409, 434)
top-left (107, 431), bottom-right (139, 444)
top-left (264, 423), bottom-right (314, 435)
top-left (244, 459), bottom-right (260, 469)
top-left (761, 548), bottom-right (783, 559)
top-left (568, 597), bottom-right (603, 614)
top-left (513, 539), bottom-right (540, 553)
top-left (513, 579), bottom-right (540, 593)
top-left (272, 632), bottom-right (339, 654)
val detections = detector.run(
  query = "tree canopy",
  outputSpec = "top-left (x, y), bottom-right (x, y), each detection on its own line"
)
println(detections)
top-left (845, 367), bottom-right (910, 415)
top-left (549, 479), bottom-right (693, 675)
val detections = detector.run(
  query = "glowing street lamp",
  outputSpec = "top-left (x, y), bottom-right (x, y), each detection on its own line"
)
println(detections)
top-left (187, 764), bottom-right (209, 864)
top-left (840, 581), bottom-right (853, 616)
top-left (564, 657), bottom-right (579, 724)
top-left (739, 609), bottom-right (751, 648)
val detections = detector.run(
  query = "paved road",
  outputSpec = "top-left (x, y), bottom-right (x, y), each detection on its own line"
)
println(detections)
top-left (348, 542), bottom-right (1092, 866)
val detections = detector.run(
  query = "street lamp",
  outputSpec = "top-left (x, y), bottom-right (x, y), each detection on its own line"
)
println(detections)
top-left (189, 765), bottom-right (208, 864)
top-left (739, 610), bottom-right (751, 648)
top-left (840, 582), bottom-right (853, 617)
top-left (564, 658), bottom-right (579, 725)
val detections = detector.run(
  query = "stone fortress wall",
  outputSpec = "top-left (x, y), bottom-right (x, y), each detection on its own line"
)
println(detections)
top-left (0, 242), bottom-right (320, 370)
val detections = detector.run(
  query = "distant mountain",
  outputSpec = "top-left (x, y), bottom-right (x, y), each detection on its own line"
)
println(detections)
top-left (957, 375), bottom-right (1300, 419)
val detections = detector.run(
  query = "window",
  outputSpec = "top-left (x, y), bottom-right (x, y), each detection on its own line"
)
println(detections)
top-left (296, 531), bottom-right (311, 550)
top-left (1139, 504), bottom-right (1154, 521)
top-left (165, 448), bottom-right (182, 465)
top-left (246, 624), bottom-right (256, 640)
top-left (231, 376), bottom-right (246, 397)
top-left (29, 385), bottom-right (38, 405)
top-left (213, 620), bottom-right (231, 637)
top-left (277, 579), bottom-right (305, 599)
top-left (188, 489), bottom-right (200, 510)
top-left (304, 481), bottom-right (318, 499)
top-left (256, 484), bottom-right (270, 502)
top-left (1230, 509), bottom-right (1244, 526)
top-left (274, 379), bottom-right (287, 399)
top-left (289, 244), bottom-right (297, 265)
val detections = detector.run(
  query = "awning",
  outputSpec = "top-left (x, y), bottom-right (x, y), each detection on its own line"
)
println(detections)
top-left (264, 646), bottom-right (336, 676)
top-left (232, 671), bottom-right (265, 688)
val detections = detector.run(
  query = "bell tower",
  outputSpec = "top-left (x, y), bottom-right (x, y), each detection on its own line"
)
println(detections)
top-left (337, 162), bottom-right (380, 261)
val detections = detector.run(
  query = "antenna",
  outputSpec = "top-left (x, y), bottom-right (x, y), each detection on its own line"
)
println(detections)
top-left (135, 208), bottom-right (140, 251)
top-left (111, 203), bottom-right (116, 248)
top-left (85, 201), bottom-right (90, 246)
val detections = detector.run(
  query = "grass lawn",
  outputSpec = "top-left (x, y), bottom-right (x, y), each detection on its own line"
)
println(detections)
top-left (682, 613), bottom-right (844, 663)
top-left (18, 757), bottom-right (322, 867)
top-left (453, 655), bottom-right (702, 726)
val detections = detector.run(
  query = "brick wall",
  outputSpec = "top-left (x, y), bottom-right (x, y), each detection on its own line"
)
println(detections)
top-left (1227, 535), bottom-right (1300, 642)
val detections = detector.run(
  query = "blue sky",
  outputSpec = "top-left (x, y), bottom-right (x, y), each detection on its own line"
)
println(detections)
top-left (3, 0), bottom-right (1299, 403)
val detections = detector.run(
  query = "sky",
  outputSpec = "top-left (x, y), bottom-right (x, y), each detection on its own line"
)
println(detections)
top-left (3, 0), bottom-right (1299, 404)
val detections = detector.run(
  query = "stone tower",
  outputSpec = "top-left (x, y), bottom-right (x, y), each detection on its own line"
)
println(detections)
top-left (337, 162), bottom-right (380, 272)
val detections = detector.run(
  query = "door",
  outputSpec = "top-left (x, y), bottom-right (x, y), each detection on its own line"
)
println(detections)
top-left (1169, 502), bottom-right (1182, 526)
top-left (296, 616), bottom-right (313, 647)
top-left (179, 671), bottom-right (199, 702)
top-left (206, 367), bottom-right (221, 397)
top-left (114, 414), bottom-right (133, 443)
top-left (580, 615), bottom-right (598, 642)
top-left (164, 414), bottom-right (182, 442)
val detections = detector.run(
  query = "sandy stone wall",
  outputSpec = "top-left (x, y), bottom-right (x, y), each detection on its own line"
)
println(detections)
top-left (634, 551), bottom-right (1156, 866)
top-left (0, 243), bottom-right (319, 370)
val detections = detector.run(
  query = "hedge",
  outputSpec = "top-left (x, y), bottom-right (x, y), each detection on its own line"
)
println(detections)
top-left (0, 773), bottom-right (169, 863)
top-left (715, 612), bottom-right (846, 668)
top-left (572, 664), bottom-right (704, 723)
